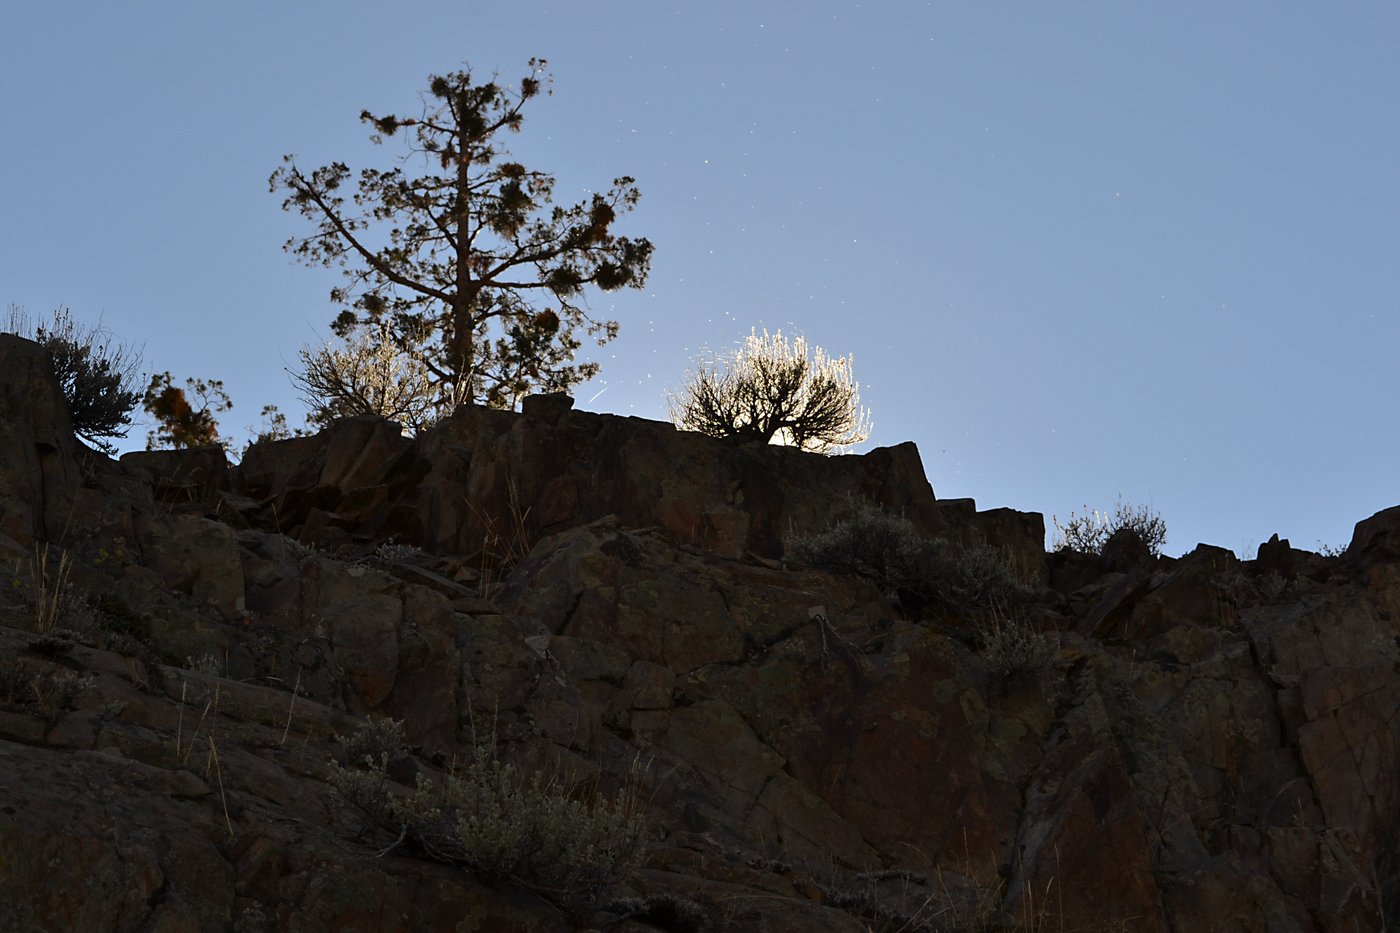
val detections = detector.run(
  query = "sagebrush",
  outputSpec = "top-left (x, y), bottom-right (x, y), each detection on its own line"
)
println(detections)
top-left (329, 718), bottom-right (647, 902)
top-left (976, 610), bottom-right (1058, 681)
top-left (1051, 500), bottom-right (1167, 558)
top-left (335, 715), bottom-right (407, 767)
top-left (788, 504), bottom-right (1032, 613)
top-left (670, 328), bottom-right (872, 453)
top-left (3, 305), bottom-right (142, 453)
top-left (143, 372), bottom-right (232, 450)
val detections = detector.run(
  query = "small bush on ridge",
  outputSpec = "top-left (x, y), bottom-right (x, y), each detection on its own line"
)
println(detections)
top-left (335, 715), bottom-right (407, 766)
top-left (142, 372), bottom-right (232, 450)
top-left (1051, 499), bottom-right (1167, 558)
top-left (669, 328), bottom-right (872, 453)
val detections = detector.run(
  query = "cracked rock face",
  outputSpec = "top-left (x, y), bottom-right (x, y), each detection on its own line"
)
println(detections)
top-left (0, 333), bottom-right (1397, 931)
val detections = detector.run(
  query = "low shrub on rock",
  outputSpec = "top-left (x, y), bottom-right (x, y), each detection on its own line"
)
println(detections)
top-left (787, 504), bottom-right (1032, 613)
top-left (329, 718), bottom-right (646, 903)
top-left (975, 610), bottom-right (1058, 682)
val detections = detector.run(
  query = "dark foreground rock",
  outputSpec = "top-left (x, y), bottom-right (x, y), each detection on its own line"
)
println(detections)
top-left (0, 334), bottom-right (1396, 931)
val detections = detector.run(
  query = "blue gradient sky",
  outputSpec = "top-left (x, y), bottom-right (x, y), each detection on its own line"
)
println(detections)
top-left (4, 2), bottom-right (1396, 557)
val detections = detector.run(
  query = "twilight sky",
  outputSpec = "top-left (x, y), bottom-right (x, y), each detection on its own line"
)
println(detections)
top-left (3, 2), bottom-right (1397, 557)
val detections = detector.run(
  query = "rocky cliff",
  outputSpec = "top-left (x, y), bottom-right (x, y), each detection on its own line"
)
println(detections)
top-left (0, 332), bottom-right (1396, 931)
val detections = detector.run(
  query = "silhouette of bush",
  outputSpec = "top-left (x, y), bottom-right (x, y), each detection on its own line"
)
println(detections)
top-left (244, 405), bottom-right (311, 451)
top-left (788, 504), bottom-right (1031, 612)
top-left (1051, 500), bottom-right (1167, 558)
top-left (142, 372), bottom-right (231, 449)
top-left (4, 305), bottom-right (142, 454)
top-left (670, 329), bottom-right (872, 453)
top-left (293, 323), bottom-right (441, 433)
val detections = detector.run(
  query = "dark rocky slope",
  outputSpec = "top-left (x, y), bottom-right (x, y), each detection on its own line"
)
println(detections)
top-left (0, 332), bottom-right (1396, 931)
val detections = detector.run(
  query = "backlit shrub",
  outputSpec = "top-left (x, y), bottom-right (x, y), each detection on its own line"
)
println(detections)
top-left (1051, 499), bottom-right (1167, 558)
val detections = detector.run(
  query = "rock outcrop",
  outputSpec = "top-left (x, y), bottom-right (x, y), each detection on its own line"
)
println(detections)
top-left (0, 334), bottom-right (82, 550)
top-left (233, 396), bottom-right (1044, 576)
top-left (0, 333), bottom-right (1396, 931)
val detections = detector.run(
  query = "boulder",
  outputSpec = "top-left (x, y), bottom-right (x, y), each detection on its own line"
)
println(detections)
top-left (1101, 526), bottom-right (1153, 572)
top-left (1257, 532), bottom-right (1296, 579)
top-left (136, 513), bottom-right (246, 619)
top-left (1347, 505), bottom-right (1400, 567)
top-left (0, 335), bottom-right (81, 547)
top-left (120, 446), bottom-right (230, 506)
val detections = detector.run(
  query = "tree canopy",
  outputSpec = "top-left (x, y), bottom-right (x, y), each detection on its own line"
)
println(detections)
top-left (271, 58), bottom-right (653, 411)
top-left (142, 373), bottom-right (230, 450)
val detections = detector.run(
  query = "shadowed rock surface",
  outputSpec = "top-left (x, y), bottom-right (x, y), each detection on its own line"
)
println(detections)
top-left (0, 334), bottom-right (1396, 931)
